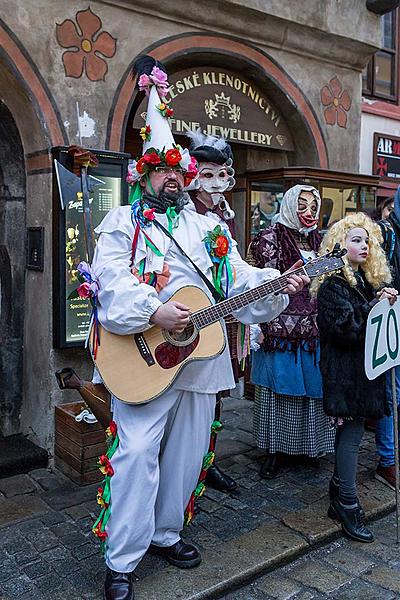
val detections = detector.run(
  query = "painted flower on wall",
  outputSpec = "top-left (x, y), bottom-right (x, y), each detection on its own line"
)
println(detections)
top-left (320, 76), bottom-right (352, 129)
top-left (56, 7), bottom-right (117, 81)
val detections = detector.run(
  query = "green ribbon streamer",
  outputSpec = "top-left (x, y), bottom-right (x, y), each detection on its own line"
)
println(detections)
top-left (212, 256), bottom-right (233, 298)
top-left (129, 182), bottom-right (142, 205)
top-left (211, 420), bottom-right (223, 433)
top-left (144, 237), bottom-right (163, 256)
top-left (166, 206), bottom-right (179, 234)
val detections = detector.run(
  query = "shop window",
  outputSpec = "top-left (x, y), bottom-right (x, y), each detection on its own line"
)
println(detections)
top-left (362, 9), bottom-right (398, 101)
top-left (247, 169), bottom-right (379, 246)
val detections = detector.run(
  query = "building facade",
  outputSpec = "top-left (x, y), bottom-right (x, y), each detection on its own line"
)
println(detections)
top-left (360, 7), bottom-right (400, 202)
top-left (0, 0), bottom-right (385, 456)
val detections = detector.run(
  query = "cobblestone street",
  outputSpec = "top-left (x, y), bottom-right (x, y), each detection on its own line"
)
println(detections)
top-left (222, 511), bottom-right (400, 599)
top-left (0, 396), bottom-right (397, 600)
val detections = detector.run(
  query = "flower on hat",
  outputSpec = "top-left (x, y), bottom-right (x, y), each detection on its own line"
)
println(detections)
top-left (140, 125), bottom-right (151, 141)
top-left (143, 152), bottom-right (161, 166)
top-left (135, 157), bottom-right (146, 174)
top-left (165, 148), bottom-right (182, 167)
top-left (138, 66), bottom-right (169, 96)
top-left (151, 66), bottom-right (168, 88)
top-left (127, 161), bottom-right (141, 184)
top-left (127, 146), bottom-right (197, 188)
top-left (157, 102), bottom-right (174, 119)
top-left (138, 73), bottom-right (151, 90)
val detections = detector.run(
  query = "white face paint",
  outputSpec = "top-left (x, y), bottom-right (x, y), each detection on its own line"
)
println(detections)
top-left (198, 163), bottom-right (230, 195)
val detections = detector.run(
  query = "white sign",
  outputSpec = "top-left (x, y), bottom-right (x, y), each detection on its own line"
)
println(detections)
top-left (365, 298), bottom-right (400, 380)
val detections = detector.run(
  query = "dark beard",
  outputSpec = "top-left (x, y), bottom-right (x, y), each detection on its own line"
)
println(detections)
top-left (142, 190), bottom-right (188, 214)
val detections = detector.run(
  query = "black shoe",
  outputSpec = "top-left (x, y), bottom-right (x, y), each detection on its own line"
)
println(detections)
top-left (328, 478), bottom-right (365, 520)
top-left (149, 539), bottom-right (201, 568)
top-left (329, 497), bottom-right (373, 543)
top-left (205, 464), bottom-right (237, 493)
top-left (260, 453), bottom-right (278, 479)
top-left (104, 568), bottom-right (134, 600)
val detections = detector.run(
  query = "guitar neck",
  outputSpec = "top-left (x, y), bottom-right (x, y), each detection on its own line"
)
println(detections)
top-left (191, 266), bottom-right (306, 330)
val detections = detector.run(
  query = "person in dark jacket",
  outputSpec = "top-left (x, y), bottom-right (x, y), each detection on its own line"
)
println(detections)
top-left (374, 191), bottom-right (400, 489)
top-left (312, 212), bottom-right (396, 543)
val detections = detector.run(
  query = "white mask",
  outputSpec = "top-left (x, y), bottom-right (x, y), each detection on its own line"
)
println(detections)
top-left (198, 163), bottom-right (231, 194)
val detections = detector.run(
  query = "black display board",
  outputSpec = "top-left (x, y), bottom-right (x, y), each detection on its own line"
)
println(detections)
top-left (52, 147), bottom-right (130, 348)
top-left (373, 132), bottom-right (400, 180)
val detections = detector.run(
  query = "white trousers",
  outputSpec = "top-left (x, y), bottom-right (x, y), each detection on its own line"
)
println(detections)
top-left (105, 389), bottom-right (216, 573)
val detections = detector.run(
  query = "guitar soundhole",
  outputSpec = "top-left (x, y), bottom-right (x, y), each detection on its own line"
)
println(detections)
top-left (163, 322), bottom-right (198, 347)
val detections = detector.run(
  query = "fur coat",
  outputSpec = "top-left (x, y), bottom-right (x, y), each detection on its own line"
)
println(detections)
top-left (317, 274), bottom-right (388, 419)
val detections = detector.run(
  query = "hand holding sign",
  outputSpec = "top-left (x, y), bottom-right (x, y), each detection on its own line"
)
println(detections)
top-left (376, 287), bottom-right (398, 305)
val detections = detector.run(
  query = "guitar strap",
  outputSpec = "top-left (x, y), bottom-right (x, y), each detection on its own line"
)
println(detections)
top-left (153, 218), bottom-right (222, 303)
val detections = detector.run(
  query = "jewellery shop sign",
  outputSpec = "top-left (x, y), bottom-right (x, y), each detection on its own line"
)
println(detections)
top-left (133, 67), bottom-right (294, 151)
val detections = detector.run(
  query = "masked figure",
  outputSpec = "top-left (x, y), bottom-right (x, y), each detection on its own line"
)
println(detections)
top-left (183, 132), bottom-right (242, 493)
top-left (249, 185), bottom-right (335, 479)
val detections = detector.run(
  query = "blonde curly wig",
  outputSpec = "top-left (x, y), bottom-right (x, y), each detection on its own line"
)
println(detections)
top-left (310, 212), bottom-right (391, 296)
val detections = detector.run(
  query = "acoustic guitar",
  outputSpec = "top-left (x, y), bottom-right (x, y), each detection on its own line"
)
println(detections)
top-left (91, 247), bottom-right (345, 404)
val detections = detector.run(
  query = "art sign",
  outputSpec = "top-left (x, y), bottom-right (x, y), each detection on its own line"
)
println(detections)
top-left (133, 67), bottom-right (294, 151)
top-left (373, 132), bottom-right (400, 180)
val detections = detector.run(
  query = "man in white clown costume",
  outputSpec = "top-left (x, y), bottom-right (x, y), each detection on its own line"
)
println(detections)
top-left (91, 57), bottom-right (308, 600)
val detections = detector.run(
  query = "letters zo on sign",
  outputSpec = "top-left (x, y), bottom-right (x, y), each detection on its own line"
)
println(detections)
top-left (365, 298), bottom-right (400, 380)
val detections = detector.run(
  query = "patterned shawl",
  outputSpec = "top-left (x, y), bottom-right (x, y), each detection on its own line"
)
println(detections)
top-left (250, 223), bottom-right (322, 353)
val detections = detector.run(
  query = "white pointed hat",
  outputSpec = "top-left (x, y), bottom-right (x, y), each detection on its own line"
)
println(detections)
top-left (126, 56), bottom-right (199, 189)
top-left (143, 85), bottom-right (175, 153)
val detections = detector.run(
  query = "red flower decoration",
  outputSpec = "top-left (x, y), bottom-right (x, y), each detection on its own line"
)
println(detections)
top-left (214, 235), bottom-right (229, 258)
top-left (108, 421), bottom-right (117, 437)
top-left (56, 7), bottom-right (117, 81)
top-left (142, 207), bottom-right (156, 221)
top-left (166, 108), bottom-right (174, 117)
top-left (144, 152), bottom-right (161, 166)
top-left (320, 76), bottom-right (352, 129)
top-left (136, 157), bottom-right (146, 174)
top-left (77, 281), bottom-right (91, 298)
top-left (93, 524), bottom-right (108, 540)
top-left (165, 149), bottom-right (182, 167)
top-left (98, 455), bottom-right (114, 476)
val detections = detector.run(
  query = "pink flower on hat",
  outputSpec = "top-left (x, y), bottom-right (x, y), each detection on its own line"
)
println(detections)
top-left (150, 66), bottom-right (168, 88)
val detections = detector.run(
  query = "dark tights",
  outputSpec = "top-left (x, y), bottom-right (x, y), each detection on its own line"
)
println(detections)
top-left (333, 419), bottom-right (365, 508)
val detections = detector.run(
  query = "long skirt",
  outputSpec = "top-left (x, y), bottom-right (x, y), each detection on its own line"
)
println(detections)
top-left (253, 386), bottom-right (335, 457)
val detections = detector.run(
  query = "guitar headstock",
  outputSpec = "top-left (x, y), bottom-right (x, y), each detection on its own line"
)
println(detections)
top-left (304, 244), bottom-right (347, 279)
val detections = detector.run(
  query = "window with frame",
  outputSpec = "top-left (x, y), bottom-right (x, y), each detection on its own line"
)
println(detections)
top-left (362, 9), bottom-right (397, 101)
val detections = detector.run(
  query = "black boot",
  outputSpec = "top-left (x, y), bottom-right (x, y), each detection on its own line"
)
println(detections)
top-left (329, 497), bottom-right (373, 543)
top-left (328, 478), bottom-right (365, 520)
top-left (148, 539), bottom-right (201, 568)
top-left (104, 568), bottom-right (134, 600)
top-left (205, 464), bottom-right (237, 493)
top-left (260, 452), bottom-right (279, 479)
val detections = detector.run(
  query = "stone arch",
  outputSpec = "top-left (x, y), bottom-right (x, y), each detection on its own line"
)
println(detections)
top-left (0, 19), bottom-right (67, 448)
top-left (106, 33), bottom-right (328, 168)
top-left (0, 18), bottom-right (67, 153)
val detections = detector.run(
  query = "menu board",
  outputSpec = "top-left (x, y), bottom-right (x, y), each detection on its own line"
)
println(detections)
top-left (53, 148), bottom-right (129, 348)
